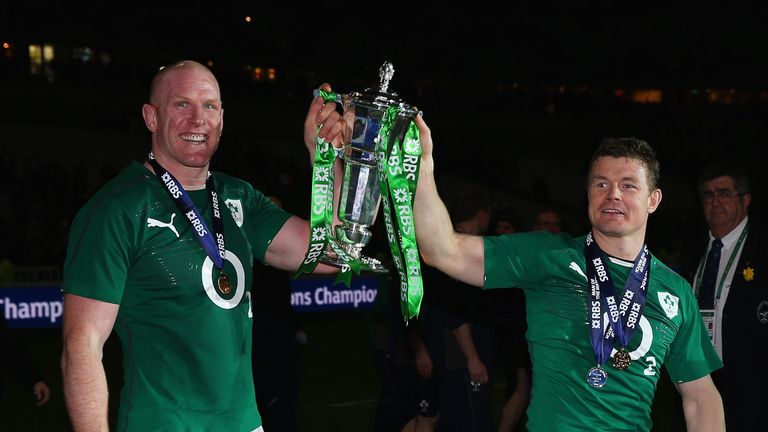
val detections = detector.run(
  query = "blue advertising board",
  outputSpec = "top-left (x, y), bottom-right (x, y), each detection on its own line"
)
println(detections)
top-left (0, 275), bottom-right (381, 328)
top-left (289, 275), bottom-right (380, 312)
top-left (0, 285), bottom-right (63, 329)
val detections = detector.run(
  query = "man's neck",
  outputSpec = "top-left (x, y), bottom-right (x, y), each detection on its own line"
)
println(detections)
top-left (144, 159), bottom-right (208, 190)
top-left (710, 216), bottom-right (747, 240)
top-left (592, 230), bottom-right (645, 261)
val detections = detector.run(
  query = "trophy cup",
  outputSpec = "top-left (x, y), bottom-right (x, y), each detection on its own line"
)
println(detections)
top-left (299, 61), bottom-right (424, 321)
top-left (311, 61), bottom-right (418, 273)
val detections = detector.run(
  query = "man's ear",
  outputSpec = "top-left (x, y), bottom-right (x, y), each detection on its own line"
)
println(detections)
top-left (648, 189), bottom-right (662, 214)
top-left (219, 107), bottom-right (224, 137)
top-left (142, 104), bottom-right (158, 132)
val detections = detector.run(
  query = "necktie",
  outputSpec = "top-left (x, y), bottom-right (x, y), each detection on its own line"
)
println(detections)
top-left (698, 238), bottom-right (723, 309)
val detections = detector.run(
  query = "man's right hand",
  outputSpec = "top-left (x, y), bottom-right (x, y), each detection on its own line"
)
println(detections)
top-left (415, 346), bottom-right (433, 379)
top-left (303, 83), bottom-right (343, 156)
top-left (413, 114), bottom-right (433, 167)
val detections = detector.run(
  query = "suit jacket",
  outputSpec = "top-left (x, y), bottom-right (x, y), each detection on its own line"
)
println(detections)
top-left (682, 218), bottom-right (768, 430)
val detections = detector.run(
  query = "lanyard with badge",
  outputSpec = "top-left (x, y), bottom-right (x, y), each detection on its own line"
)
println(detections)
top-left (694, 221), bottom-right (749, 344)
top-left (147, 152), bottom-right (231, 294)
top-left (584, 232), bottom-right (650, 388)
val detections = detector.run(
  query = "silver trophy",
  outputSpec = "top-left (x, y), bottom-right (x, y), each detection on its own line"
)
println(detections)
top-left (319, 61), bottom-right (418, 272)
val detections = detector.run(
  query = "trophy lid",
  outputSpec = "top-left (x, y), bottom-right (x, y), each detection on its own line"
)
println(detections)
top-left (350, 61), bottom-right (417, 116)
top-left (377, 61), bottom-right (395, 94)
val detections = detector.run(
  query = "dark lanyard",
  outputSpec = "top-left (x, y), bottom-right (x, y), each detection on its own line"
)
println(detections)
top-left (585, 232), bottom-right (650, 366)
top-left (694, 221), bottom-right (749, 302)
top-left (147, 154), bottom-right (226, 271)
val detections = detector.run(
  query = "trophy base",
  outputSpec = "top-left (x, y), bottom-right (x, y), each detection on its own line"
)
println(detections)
top-left (319, 246), bottom-right (388, 274)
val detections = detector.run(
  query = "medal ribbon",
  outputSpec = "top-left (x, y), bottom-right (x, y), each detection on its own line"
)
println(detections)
top-left (147, 153), bottom-right (226, 271)
top-left (584, 232), bottom-right (650, 366)
top-left (377, 107), bottom-right (424, 322)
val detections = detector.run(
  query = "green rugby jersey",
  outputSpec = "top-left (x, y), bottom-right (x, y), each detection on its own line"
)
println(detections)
top-left (63, 162), bottom-right (290, 431)
top-left (484, 232), bottom-right (721, 432)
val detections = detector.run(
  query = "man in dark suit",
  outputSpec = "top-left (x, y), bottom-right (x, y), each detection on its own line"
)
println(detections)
top-left (682, 161), bottom-right (768, 430)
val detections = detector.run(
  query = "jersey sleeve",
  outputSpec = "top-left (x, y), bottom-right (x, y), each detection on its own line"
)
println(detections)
top-left (483, 231), bottom-right (571, 289)
top-left (239, 183), bottom-right (291, 262)
top-left (663, 279), bottom-right (723, 382)
top-left (62, 196), bottom-right (135, 304)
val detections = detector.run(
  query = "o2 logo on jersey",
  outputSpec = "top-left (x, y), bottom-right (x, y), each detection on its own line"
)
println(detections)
top-left (201, 250), bottom-right (246, 309)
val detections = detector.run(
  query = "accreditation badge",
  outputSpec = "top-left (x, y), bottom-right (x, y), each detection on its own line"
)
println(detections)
top-left (700, 309), bottom-right (716, 345)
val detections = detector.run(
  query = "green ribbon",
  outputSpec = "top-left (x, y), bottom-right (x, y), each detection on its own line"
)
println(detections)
top-left (395, 122), bottom-right (423, 320)
top-left (315, 89), bottom-right (337, 103)
top-left (330, 239), bottom-right (362, 286)
top-left (295, 125), bottom-right (336, 277)
top-left (297, 88), bottom-right (423, 314)
top-left (376, 107), bottom-right (423, 323)
top-left (296, 89), bottom-right (362, 285)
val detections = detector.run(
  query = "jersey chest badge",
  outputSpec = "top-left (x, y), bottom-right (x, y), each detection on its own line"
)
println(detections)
top-left (658, 292), bottom-right (679, 319)
top-left (225, 199), bottom-right (243, 227)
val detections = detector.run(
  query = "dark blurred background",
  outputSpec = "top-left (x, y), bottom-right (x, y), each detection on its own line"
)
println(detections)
top-left (1, 2), bottom-right (767, 430)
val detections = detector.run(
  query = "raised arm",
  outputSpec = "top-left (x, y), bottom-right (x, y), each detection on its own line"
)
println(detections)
top-left (676, 375), bottom-right (724, 432)
top-left (263, 215), bottom-right (334, 273)
top-left (264, 83), bottom-right (344, 274)
top-left (412, 115), bottom-right (485, 287)
top-left (61, 293), bottom-right (119, 432)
